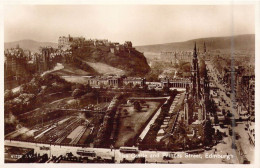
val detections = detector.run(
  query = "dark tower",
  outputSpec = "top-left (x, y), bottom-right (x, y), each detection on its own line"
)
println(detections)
top-left (204, 42), bottom-right (206, 53)
top-left (42, 48), bottom-right (51, 71)
top-left (203, 68), bottom-right (210, 105)
top-left (174, 52), bottom-right (177, 64)
top-left (191, 42), bottom-right (201, 101)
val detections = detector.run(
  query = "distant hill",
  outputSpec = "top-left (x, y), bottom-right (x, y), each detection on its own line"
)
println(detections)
top-left (4, 40), bottom-right (58, 53)
top-left (135, 34), bottom-right (255, 53)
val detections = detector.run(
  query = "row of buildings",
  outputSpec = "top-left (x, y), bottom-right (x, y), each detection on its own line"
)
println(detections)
top-left (64, 75), bottom-right (193, 90)
top-left (161, 51), bottom-right (193, 64)
top-left (210, 56), bottom-right (255, 118)
top-left (4, 47), bottom-right (33, 86)
top-left (4, 45), bottom-right (67, 88)
top-left (160, 42), bottom-right (210, 64)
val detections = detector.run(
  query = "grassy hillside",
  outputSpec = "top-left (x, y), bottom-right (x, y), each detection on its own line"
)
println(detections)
top-left (5, 40), bottom-right (58, 53)
top-left (84, 61), bottom-right (126, 75)
top-left (52, 64), bottom-right (91, 76)
top-left (135, 34), bottom-right (255, 53)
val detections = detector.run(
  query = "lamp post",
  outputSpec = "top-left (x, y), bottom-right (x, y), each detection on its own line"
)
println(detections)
top-left (110, 144), bottom-right (115, 163)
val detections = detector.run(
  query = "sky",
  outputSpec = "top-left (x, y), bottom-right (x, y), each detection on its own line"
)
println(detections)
top-left (4, 5), bottom-right (255, 46)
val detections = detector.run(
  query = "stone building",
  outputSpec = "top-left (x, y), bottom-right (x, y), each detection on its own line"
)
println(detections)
top-left (123, 77), bottom-right (146, 87)
top-left (82, 76), bottom-right (146, 88)
top-left (58, 35), bottom-right (85, 51)
top-left (84, 76), bottom-right (123, 88)
top-left (4, 47), bottom-right (27, 82)
top-left (124, 41), bottom-right (133, 48)
top-left (160, 77), bottom-right (191, 88)
top-left (240, 75), bottom-right (255, 118)
top-left (160, 51), bottom-right (193, 64)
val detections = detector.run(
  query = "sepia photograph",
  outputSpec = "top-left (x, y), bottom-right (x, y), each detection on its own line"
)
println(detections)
top-left (2, 3), bottom-right (257, 165)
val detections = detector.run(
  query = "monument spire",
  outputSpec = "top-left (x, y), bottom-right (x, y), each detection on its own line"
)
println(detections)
top-left (193, 42), bottom-right (197, 58)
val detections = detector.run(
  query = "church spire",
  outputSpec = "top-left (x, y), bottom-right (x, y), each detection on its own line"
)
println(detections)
top-left (193, 42), bottom-right (197, 58)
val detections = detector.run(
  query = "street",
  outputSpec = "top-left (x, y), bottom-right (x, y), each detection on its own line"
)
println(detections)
top-left (5, 139), bottom-right (239, 164)
top-left (205, 60), bottom-right (254, 164)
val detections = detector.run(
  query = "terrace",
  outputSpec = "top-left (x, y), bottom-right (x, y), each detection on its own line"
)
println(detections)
top-left (113, 98), bottom-right (165, 148)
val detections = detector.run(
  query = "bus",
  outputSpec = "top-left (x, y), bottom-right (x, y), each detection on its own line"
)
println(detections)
top-left (119, 147), bottom-right (139, 154)
top-left (76, 149), bottom-right (96, 157)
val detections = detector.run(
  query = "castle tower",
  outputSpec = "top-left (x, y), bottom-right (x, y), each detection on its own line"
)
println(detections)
top-left (191, 42), bottom-right (201, 101)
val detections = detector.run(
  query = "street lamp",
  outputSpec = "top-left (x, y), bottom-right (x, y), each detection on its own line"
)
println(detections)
top-left (110, 144), bottom-right (115, 162)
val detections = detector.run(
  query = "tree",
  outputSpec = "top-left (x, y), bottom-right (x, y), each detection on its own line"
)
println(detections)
top-left (125, 83), bottom-right (132, 89)
top-left (163, 86), bottom-right (170, 94)
top-left (72, 89), bottom-right (84, 98)
top-left (123, 109), bottom-right (128, 115)
top-left (134, 84), bottom-right (140, 90)
top-left (84, 84), bottom-right (92, 92)
top-left (143, 84), bottom-right (148, 92)
top-left (204, 120), bottom-right (214, 146)
top-left (4, 90), bottom-right (14, 102)
top-left (216, 129), bottom-right (222, 142)
top-left (166, 135), bottom-right (177, 150)
top-left (75, 83), bottom-right (84, 90)
top-left (134, 101), bottom-right (142, 112)
top-left (214, 114), bottom-right (219, 125)
top-left (178, 120), bottom-right (187, 135)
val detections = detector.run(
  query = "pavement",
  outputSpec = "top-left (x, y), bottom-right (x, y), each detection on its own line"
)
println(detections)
top-left (234, 123), bottom-right (255, 163)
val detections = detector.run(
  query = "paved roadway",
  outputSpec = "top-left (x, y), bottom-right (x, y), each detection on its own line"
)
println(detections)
top-left (205, 61), bottom-right (254, 163)
top-left (206, 61), bottom-right (239, 118)
top-left (5, 139), bottom-right (240, 164)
